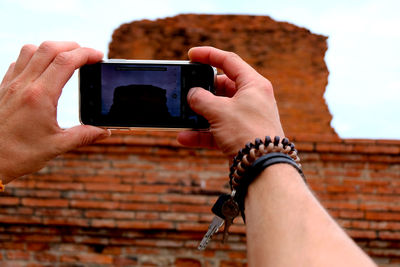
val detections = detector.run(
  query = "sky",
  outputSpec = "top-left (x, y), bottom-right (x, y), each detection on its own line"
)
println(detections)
top-left (0, 0), bottom-right (399, 140)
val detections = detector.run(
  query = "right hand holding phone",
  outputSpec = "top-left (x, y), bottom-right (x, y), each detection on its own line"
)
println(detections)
top-left (177, 46), bottom-right (284, 159)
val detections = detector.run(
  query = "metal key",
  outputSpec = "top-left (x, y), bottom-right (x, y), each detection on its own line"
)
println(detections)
top-left (198, 215), bottom-right (224, 250)
top-left (222, 191), bottom-right (240, 243)
top-left (198, 194), bottom-right (231, 250)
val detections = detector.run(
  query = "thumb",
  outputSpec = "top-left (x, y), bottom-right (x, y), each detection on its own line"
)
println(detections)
top-left (58, 125), bottom-right (111, 152)
top-left (187, 87), bottom-right (220, 119)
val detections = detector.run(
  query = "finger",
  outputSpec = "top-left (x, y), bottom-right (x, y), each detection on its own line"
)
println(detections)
top-left (0, 62), bottom-right (16, 99)
top-left (187, 87), bottom-right (226, 119)
top-left (188, 46), bottom-right (263, 88)
top-left (20, 41), bottom-right (81, 81)
top-left (1, 62), bottom-right (16, 87)
top-left (39, 47), bottom-right (103, 100)
top-left (216, 74), bottom-right (236, 97)
top-left (177, 130), bottom-right (217, 149)
top-left (57, 125), bottom-right (111, 153)
top-left (11, 44), bottom-right (38, 80)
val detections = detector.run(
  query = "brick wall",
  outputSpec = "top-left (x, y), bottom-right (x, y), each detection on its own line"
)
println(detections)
top-left (1, 132), bottom-right (399, 266)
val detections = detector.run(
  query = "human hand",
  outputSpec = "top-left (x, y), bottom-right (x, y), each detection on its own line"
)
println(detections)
top-left (0, 41), bottom-right (110, 184)
top-left (177, 46), bottom-right (284, 158)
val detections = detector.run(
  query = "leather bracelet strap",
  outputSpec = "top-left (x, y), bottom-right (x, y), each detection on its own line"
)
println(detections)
top-left (235, 152), bottom-right (305, 222)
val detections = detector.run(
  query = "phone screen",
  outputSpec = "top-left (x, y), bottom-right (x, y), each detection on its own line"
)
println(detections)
top-left (79, 61), bottom-right (215, 129)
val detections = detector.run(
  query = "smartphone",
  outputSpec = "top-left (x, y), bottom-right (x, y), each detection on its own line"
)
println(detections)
top-left (79, 60), bottom-right (216, 130)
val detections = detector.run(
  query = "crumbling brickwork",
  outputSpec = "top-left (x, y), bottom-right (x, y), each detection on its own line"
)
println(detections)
top-left (109, 14), bottom-right (337, 138)
top-left (1, 14), bottom-right (399, 266)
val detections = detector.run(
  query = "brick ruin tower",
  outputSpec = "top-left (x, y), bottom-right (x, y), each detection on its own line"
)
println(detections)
top-left (108, 14), bottom-right (338, 139)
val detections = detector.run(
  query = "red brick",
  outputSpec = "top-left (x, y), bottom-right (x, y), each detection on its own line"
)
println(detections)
top-left (379, 231), bottom-right (400, 240)
top-left (27, 264), bottom-right (49, 267)
top-left (57, 244), bottom-right (89, 252)
top-left (135, 211), bottom-right (160, 220)
top-left (14, 189), bottom-right (61, 198)
top-left (13, 234), bottom-right (61, 243)
top-left (346, 229), bottom-right (377, 239)
top-left (316, 143), bottom-right (353, 153)
top-left (91, 219), bottom-right (116, 228)
top-left (220, 260), bottom-right (246, 267)
top-left (0, 242), bottom-right (25, 250)
top-left (42, 217), bottom-right (89, 227)
top-left (75, 175), bottom-right (122, 183)
top-left (85, 210), bottom-right (135, 219)
top-left (22, 198), bottom-right (68, 208)
top-left (119, 202), bottom-right (169, 212)
top-left (160, 194), bottom-right (208, 204)
top-left (84, 183), bottom-right (132, 192)
top-left (70, 200), bottom-right (119, 210)
top-left (67, 191), bottom-right (112, 200)
top-left (103, 246), bottom-right (122, 255)
top-left (132, 184), bottom-right (171, 194)
top-left (35, 181), bottom-right (83, 191)
top-left (0, 215), bottom-right (42, 224)
top-left (61, 253), bottom-right (113, 264)
top-left (175, 258), bottom-right (202, 267)
top-left (114, 256), bottom-right (139, 266)
top-left (27, 243), bottom-right (50, 251)
top-left (176, 222), bottom-right (209, 232)
top-left (366, 212), bottom-right (400, 221)
top-left (116, 220), bottom-right (173, 230)
top-left (170, 204), bottom-right (211, 213)
top-left (0, 197), bottom-right (20, 205)
top-left (338, 210), bottom-right (365, 219)
top-left (34, 252), bottom-right (58, 262)
top-left (6, 250), bottom-right (30, 260)
top-left (35, 208), bottom-right (82, 217)
top-left (1, 262), bottom-right (24, 267)
top-left (160, 212), bottom-right (199, 222)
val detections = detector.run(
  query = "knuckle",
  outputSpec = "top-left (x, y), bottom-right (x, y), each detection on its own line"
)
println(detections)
top-left (38, 41), bottom-right (56, 54)
top-left (5, 80), bottom-right (21, 96)
top-left (21, 84), bottom-right (43, 105)
top-left (225, 51), bottom-right (241, 63)
top-left (53, 51), bottom-right (74, 67)
top-left (20, 44), bottom-right (37, 57)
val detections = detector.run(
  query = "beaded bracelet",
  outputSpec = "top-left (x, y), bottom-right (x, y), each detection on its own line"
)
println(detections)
top-left (0, 180), bottom-right (5, 192)
top-left (229, 136), bottom-right (305, 221)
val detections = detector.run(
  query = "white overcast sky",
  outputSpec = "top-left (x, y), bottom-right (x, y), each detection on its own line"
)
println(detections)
top-left (0, 0), bottom-right (399, 140)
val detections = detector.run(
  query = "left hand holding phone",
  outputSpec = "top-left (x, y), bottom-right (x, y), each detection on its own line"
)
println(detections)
top-left (0, 41), bottom-right (110, 185)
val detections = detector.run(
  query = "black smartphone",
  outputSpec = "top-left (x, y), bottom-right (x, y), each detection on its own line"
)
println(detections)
top-left (79, 60), bottom-right (216, 130)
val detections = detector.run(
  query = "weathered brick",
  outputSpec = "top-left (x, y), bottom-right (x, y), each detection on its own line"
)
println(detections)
top-left (6, 250), bottom-right (30, 260)
top-left (0, 197), bottom-right (20, 206)
top-left (175, 258), bottom-right (202, 267)
top-left (34, 252), bottom-right (58, 262)
top-left (61, 253), bottom-right (113, 264)
top-left (69, 200), bottom-right (119, 210)
top-left (27, 243), bottom-right (50, 251)
top-left (85, 210), bottom-right (135, 219)
top-left (366, 212), bottom-right (400, 221)
top-left (22, 198), bottom-right (68, 208)
top-left (119, 202), bottom-right (169, 212)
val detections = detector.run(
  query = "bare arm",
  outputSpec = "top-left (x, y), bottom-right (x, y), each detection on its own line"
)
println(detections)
top-left (178, 46), bottom-right (376, 266)
top-left (246, 164), bottom-right (375, 266)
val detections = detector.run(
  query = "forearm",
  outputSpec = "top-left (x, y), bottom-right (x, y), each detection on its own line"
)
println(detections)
top-left (245, 164), bottom-right (376, 267)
